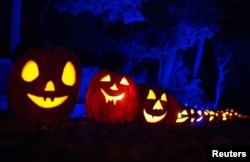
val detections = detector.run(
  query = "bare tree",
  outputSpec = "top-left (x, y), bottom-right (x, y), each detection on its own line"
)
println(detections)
top-left (168, 0), bottom-right (219, 79)
top-left (213, 43), bottom-right (232, 108)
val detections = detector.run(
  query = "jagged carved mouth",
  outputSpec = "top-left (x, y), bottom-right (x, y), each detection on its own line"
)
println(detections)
top-left (176, 116), bottom-right (189, 123)
top-left (196, 110), bottom-right (203, 122)
top-left (27, 93), bottom-right (68, 109)
top-left (143, 108), bottom-right (167, 123)
top-left (100, 88), bottom-right (125, 105)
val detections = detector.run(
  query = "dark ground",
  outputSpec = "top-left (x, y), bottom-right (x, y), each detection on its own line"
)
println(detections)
top-left (1, 111), bottom-right (250, 162)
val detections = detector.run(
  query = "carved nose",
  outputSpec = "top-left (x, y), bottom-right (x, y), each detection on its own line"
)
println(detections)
top-left (153, 100), bottom-right (163, 110)
top-left (110, 83), bottom-right (118, 90)
top-left (44, 81), bottom-right (55, 91)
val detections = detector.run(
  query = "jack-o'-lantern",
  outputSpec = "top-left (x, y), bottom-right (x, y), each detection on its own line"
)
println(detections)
top-left (207, 109), bottom-right (229, 123)
top-left (225, 108), bottom-right (236, 120)
top-left (202, 109), bottom-right (226, 125)
top-left (195, 110), bottom-right (204, 124)
top-left (7, 47), bottom-right (81, 124)
top-left (136, 84), bottom-right (180, 125)
top-left (218, 108), bottom-right (239, 122)
top-left (207, 110), bottom-right (219, 123)
top-left (231, 110), bottom-right (250, 119)
top-left (86, 70), bottom-right (138, 123)
top-left (176, 109), bottom-right (189, 124)
top-left (176, 108), bottom-right (195, 126)
top-left (176, 108), bottom-right (205, 126)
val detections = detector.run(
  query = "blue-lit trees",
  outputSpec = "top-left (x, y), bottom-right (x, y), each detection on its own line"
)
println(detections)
top-left (53, 0), bottom-right (147, 29)
top-left (117, 33), bottom-right (155, 76)
top-left (10, 0), bottom-right (22, 53)
top-left (213, 42), bottom-right (232, 108)
top-left (164, 0), bottom-right (219, 86)
top-left (52, 0), bottom-right (148, 65)
top-left (168, 55), bottom-right (205, 107)
top-left (117, 0), bottom-right (220, 109)
top-left (211, 0), bottom-right (250, 112)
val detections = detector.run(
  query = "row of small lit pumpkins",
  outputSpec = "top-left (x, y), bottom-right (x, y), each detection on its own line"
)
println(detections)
top-left (176, 108), bottom-right (249, 126)
top-left (6, 47), bottom-right (249, 125)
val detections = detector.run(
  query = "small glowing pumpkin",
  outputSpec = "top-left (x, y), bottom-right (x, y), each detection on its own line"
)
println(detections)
top-left (86, 70), bottom-right (138, 124)
top-left (204, 110), bottom-right (220, 124)
top-left (7, 47), bottom-right (81, 124)
top-left (176, 108), bottom-right (193, 125)
top-left (202, 109), bottom-right (229, 124)
top-left (175, 108), bottom-right (205, 126)
top-left (136, 84), bottom-right (180, 125)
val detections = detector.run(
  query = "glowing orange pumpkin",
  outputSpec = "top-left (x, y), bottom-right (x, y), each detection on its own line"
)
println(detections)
top-left (202, 109), bottom-right (236, 124)
top-left (7, 47), bottom-right (82, 124)
top-left (175, 108), bottom-right (205, 126)
top-left (136, 84), bottom-right (180, 125)
top-left (202, 109), bottom-right (221, 124)
top-left (86, 70), bottom-right (138, 123)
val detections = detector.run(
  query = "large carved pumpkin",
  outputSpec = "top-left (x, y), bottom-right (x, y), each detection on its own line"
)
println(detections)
top-left (86, 70), bottom-right (138, 124)
top-left (136, 84), bottom-right (180, 125)
top-left (7, 47), bottom-right (81, 124)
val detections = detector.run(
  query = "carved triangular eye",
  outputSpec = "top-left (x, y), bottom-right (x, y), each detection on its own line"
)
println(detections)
top-left (100, 74), bottom-right (111, 82)
top-left (146, 89), bottom-right (156, 100)
top-left (161, 93), bottom-right (167, 101)
top-left (120, 77), bottom-right (129, 85)
top-left (21, 60), bottom-right (39, 82)
top-left (190, 109), bottom-right (195, 114)
top-left (62, 61), bottom-right (76, 86)
top-left (182, 109), bottom-right (188, 115)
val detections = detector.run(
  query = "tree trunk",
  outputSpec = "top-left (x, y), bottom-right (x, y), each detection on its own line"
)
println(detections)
top-left (213, 68), bottom-right (223, 108)
top-left (157, 47), bottom-right (178, 89)
top-left (10, 0), bottom-right (22, 53)
top-left (213, 44), bottom-right (231, 108)
top-left (123, 55), bottom-right (133, 75)
top-left (193, 37), bottom-right (205, 78)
